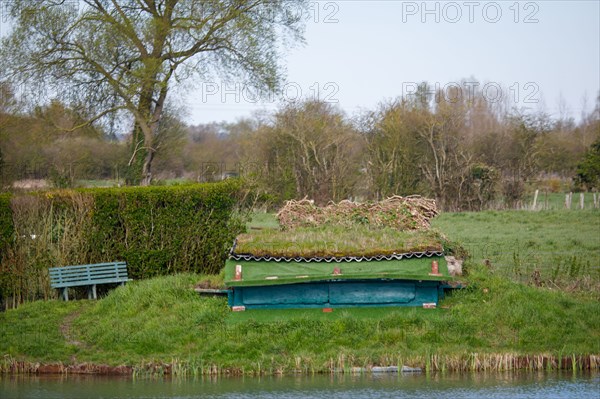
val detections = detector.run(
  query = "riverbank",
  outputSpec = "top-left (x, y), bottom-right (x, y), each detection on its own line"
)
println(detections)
top-left (1, 268), bottom-right (599, 376)
top-left (2, 354), bottom-right (599, 376)
top-left (1, 209), bottom-right (598, 376)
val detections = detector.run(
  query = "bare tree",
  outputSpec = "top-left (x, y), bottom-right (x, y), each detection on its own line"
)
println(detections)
top-left (258, 100), bottom-right (361, 204)
top-left (1, 0), bottom-right (306, 184)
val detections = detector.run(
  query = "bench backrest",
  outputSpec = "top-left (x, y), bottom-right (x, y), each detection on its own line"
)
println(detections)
top-left (49, 262), bottom-right (129, 288)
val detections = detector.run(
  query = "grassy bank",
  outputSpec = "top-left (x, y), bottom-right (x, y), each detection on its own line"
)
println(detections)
top-left (0, 268), bottom-right (598, 375)
top-left (0, 209), bottom-right (598, 375)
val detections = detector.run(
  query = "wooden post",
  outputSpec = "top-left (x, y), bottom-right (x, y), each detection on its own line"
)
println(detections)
top-left (570, 192), bottom-right (573, 209)
top-left (532, 189), bottom-right (539, 210)
top-left (580, 193), bottom-right (585, 210)
top-left (594, 193), bottom-right (598, 209)
top-left (429, 260), bottom-right (441, 276)
top-left (565, 192), bottom-right (573, 209)
top-left (544, 191), bottom-right (548, 210)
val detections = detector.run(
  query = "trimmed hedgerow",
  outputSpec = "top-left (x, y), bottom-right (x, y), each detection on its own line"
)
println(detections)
top-left (84, 180), bottom-right (245, 279)
top-left (0, 180), bottom-right (246, 306)
top-left (0, 193), bottom-right (14, 307)
top-left (0, 193), bottom-right (12, 250)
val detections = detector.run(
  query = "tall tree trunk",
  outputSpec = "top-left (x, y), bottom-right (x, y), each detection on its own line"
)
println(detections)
top-left (127, 80), bottom-right (162, 186)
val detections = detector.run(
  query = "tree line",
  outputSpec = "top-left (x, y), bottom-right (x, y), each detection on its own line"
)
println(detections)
top-left (1, 80), bottom-right (599, 211)
top-left (0, 1), bottom-right (597, 209)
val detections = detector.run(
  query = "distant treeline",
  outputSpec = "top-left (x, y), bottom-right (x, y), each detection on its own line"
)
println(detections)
top-left (1, 82), bottom-right (599, 210)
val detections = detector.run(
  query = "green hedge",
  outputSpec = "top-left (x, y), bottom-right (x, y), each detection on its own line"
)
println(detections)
top-left (0, 193), bottom-right (12, 250)
top-left (85, 180), bottom-right (245, 278)
top-left (0, 180), bottom-right (246, 307)
top-left (0, 193), bottom-right (14, 306)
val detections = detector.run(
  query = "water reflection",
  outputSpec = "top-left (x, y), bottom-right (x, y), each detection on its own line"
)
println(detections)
top-left (0, 371), bottom-right (598, 399)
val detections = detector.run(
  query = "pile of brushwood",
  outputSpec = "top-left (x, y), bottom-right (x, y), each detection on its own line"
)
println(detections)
top-left (276, 196), bottom-right (438, 231)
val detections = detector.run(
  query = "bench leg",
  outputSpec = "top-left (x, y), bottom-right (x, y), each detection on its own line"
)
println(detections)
top-left (87, 284), bottom-right (97, 300)
top-left (62, 288), bottom-right (69, 301)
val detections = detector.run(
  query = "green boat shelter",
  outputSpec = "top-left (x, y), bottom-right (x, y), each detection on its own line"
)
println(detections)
top-left (224, 252), bottom-right (458, 310)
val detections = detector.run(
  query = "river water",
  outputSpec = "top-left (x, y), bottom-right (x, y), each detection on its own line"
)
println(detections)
top-left (1, 371), bottom-right (598, 398)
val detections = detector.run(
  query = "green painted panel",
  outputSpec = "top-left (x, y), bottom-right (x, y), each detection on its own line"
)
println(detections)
top-left (242, 283), bottom-right (328, 305)
top-left (329, 282), bottom-right (415, 304)
top-left (225, 256), bottom-right (450, 287)
top-left (228, 279), bottom-right (450, 309)
top-left (414, 283), bottom-right (440, 304)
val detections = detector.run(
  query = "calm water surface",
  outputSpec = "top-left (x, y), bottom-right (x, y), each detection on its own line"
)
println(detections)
top-left (1, 371), bottom-right (598, 398)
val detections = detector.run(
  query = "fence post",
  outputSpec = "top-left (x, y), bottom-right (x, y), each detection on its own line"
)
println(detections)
top-left (580, 193), bottom-right (584, 210)
top-left (568, 192), bottom-right (573, 209)
top-left (532, 189), bottom-right (539, 210)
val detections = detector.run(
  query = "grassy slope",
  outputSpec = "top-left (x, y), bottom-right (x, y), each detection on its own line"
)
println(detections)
top-left (0, 210), bottom-right (598, 373)
top-left (0, 270), bottom-right (598, 372)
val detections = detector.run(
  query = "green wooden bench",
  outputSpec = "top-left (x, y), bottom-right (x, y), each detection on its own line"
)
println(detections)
top-left (49, 261), bottom-right (131, 301)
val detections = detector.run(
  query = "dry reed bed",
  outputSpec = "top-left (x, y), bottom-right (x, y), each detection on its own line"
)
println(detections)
top-left (2, 354), bottom-right (598, 376)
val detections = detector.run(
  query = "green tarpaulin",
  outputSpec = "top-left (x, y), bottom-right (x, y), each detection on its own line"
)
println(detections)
top-left (225, 256), bottom-right (451, 287)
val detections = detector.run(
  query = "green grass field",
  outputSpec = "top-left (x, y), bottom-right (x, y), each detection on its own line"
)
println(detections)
top-left (0, 209), bottom-right (598, 374)
top-left (432, 210), bottom-right (600, 293)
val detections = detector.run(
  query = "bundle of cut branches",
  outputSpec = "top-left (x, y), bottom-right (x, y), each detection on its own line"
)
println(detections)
top-left (276, 196), bottom-right (438, 231)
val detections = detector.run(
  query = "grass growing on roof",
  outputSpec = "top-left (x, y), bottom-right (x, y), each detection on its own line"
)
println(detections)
top-left (235, 225), bottom-right (444, 258)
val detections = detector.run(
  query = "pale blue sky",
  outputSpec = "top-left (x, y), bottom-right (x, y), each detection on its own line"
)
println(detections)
top-left (186, 0), bottom-right (600, 124)
top-left (1, 1), bottom-right (597, 124)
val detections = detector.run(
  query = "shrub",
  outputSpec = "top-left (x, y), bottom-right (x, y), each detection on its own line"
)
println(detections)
top-left (0, 180), bottom-right (246, 307)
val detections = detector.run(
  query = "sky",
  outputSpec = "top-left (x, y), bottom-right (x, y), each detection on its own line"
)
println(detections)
top-left (1, 1), bottom-right (598, 125)
top-left (184, 0), bottom-right (600, 125)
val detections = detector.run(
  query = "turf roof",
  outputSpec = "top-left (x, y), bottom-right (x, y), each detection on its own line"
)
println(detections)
top-left (233, 225), bottom-right (445, 258)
